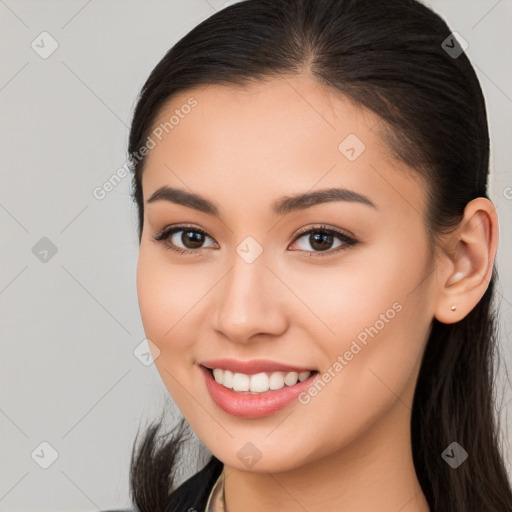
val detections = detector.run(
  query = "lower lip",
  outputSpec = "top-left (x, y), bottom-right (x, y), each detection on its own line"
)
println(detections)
top-left (199, 365), bottom-right (319, 419)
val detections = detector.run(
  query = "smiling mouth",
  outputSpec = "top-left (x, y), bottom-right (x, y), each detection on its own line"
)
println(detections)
top-left (203, 366), bottom-right (318, 394)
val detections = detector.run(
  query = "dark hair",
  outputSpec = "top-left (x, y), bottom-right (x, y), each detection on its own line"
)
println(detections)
top-left (126, 1), bottom-right (512, 511)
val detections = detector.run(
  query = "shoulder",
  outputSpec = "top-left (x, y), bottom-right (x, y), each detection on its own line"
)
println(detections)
top-left (98, 457), bottom-right (223, 512)
top-left (168, 455), bottom-right (224, 511)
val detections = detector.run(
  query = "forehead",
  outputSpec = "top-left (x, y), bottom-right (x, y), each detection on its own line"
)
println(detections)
top-left (142, 75), bottom-right (427, 221)
top-left (150, 75), bottom-right (379, 153)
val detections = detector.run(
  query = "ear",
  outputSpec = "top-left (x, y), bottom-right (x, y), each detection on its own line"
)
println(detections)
top-left (434, 197), bottom-right (499, 324)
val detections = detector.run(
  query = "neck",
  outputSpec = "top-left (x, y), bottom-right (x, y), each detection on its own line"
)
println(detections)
top-left (222, 387), bottom-right (430, 512)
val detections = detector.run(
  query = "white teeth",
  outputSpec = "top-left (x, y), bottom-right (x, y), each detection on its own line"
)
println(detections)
top-left (284, 371), bottom-right (299, 386)
top-left (232, 372), bottom-right (250, 391)
top-left (298, 371), bottom-right (310, 382)
top-left (249, 372), bottom-right (269, 392)
top-left (223, 370), bottom-right (233, 389)
top-left (269, 372), bottom-right (285, 390)
top-left (210, 368), bottom-right (312, 393)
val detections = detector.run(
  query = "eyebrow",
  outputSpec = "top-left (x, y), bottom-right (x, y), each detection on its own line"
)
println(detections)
top-left (146, 185), bottom-right (377, 216)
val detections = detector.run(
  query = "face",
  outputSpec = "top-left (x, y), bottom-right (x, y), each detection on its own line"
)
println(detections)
top-left (136, 75), bottom-right (439, 472)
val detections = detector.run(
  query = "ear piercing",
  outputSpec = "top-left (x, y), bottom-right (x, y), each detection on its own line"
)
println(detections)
top-left (451, 305), bottom-right (457, 311)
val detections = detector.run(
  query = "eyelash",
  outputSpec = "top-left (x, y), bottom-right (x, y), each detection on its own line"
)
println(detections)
top-left (152, 224), bottom-right (359, 257)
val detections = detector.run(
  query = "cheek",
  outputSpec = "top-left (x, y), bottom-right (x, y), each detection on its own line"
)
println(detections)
top-left (135, 244), bottom-right (227, 407)
top-left (292, 239), bottom-right (432, 395)
top-left (136, 246), bottom-right (195, 341)
top-left (136, 250), bottom-right (203, 414)
top-left (289, 242), bottom-right (427, 345)
top-left (135, 247), bottom-right (200, 382)
top-left (272, 251), bottom-right (432, 464)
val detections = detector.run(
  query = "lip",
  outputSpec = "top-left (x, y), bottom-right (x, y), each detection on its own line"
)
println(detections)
top-left (200, 358), bottom-right (315, 375)
top-left (199, 364), bottom-right (319, 419)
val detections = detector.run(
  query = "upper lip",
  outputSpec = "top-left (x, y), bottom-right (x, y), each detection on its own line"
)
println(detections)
top-left (200, 358), bottom-right (315, 375)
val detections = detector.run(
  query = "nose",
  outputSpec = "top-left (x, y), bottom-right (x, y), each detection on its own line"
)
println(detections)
top-left (212, 251), bottom-right (288, 344)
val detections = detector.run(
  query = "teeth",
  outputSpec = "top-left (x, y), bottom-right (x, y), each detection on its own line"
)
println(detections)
top-left (213, 368), bottom-right (224, 384)
top-left (250, 372), bottom-right (269, 392)
top-left (298, 371), bottom-right (310, 382)
top-left (232, 372), bottom-right (250, 391)
top-left (211, 368), bottom-right (312, 393)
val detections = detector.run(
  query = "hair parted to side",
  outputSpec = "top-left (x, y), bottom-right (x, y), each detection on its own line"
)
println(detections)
top-left (126, 1), bottom-right (512, 511)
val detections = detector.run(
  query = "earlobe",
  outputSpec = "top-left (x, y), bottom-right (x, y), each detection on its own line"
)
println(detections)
top-left (433, 198), bottom-right (498, 324)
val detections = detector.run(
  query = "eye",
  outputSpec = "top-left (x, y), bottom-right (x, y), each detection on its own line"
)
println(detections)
top-left (289, 224), bottom-right (358, 256)
top-left (152, 225), bottom-right (217, 255)
top-left (152, 223), bottom-right (358, 257)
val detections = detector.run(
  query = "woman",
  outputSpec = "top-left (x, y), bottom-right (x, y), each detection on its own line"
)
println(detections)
top-left (124, 0), bottom-right (512, 510)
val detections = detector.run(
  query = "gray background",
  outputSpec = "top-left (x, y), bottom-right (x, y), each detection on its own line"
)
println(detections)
top-left (1, 0), bottom-right (511, 510)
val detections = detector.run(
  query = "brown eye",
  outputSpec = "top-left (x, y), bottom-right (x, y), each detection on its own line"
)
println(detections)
top-left (153, 225), bottom-right (217, 254)
top-left (307, 231), bottom-right (335, 251)
top-left (290, 225), bottom-right (358, 256)
top-left (153, 223), bottom-right (358, 257)
top-left (179, 230), bottom-right (207, 249)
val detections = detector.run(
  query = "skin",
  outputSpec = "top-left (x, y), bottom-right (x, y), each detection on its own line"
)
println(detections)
top-left (136, 74), bottom-right (498, 512)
